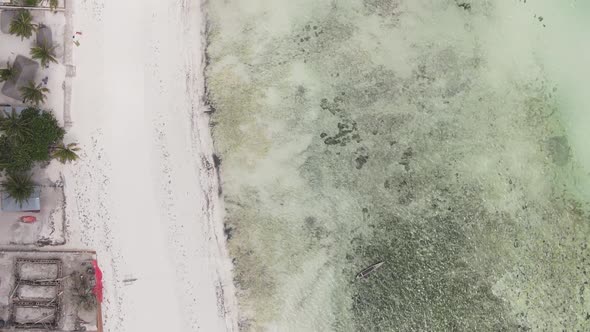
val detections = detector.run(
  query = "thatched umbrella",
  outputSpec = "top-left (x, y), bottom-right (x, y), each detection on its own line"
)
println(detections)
top-left (0, 10), bottom-right (18, 34)
top-left (36, 24), bottom-right (52, 46)
top-left (1, 55), bottom-right (39, 100)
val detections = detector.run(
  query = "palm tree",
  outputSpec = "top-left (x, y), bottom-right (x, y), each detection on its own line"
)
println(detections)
top-left (19, 81), bottom-right (49, 106)
top-left (0, 109), bottom-right (33, 143)
top-left (52, 142), bottom-right (80, 163)
top-left (31, 44), bottom-right (58, 67)
top-left (0, 62), bottom-right (16, 83)
top-left (1, 172), bottom-right (35, 207)
top-left (9, 10), bottom-right (37, 40)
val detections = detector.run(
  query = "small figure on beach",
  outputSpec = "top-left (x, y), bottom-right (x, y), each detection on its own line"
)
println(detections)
top-left (73, 32), bottom-right (82, 47)
top-left (123, 274), bottom-right (138, 286)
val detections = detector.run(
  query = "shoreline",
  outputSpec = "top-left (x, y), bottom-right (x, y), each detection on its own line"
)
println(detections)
top-left (188, 0), bottom-right (240, 329)
top-left (62, 0), bottom-right (239, 331)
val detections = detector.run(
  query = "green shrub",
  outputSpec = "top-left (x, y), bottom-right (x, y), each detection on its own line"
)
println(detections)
top-left (0, 108), bottom-right (64, 173)
top-left (0, 136), bottom-right (33, 172)
top-left (21, 108), bottom-right (65, 160)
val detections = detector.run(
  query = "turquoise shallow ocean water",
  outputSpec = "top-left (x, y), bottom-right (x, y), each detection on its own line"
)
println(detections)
top-left (205, 1), bottom-right (590, 330)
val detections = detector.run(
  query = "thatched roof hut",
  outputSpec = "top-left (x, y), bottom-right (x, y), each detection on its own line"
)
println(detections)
top-left (1, 55), bottom-right (39, 101)
top-left (36, 24), bottom-right (52, 46)
top-left (0, 10), bottom-right (18, 34)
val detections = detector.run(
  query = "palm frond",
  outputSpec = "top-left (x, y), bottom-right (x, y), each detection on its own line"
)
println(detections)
top-left (9, 10), bottom-right (37, 40)
top-left (1, 172), bottom-right (35, 207)
top-left (52, 142), bottom-right (80, 163)
top-left (0, 109), bottom-right (33, 143)
top-left (19, 81), bottom-right (49, 106)
top-left (30, 44), bottom-right (58, 67)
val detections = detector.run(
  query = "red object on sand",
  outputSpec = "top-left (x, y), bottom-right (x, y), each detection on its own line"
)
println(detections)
top-left (92, 260), bottom-right (103, 303)
top-left (20, 216), bottom-right (37, 223)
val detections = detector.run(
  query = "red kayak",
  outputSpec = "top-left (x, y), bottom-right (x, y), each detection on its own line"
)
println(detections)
top-left (20, 216), bottom-right (37, 223)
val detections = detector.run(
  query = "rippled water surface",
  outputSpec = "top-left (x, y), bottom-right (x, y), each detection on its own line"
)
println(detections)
top-left (205, 1), bottom-right (590, 330)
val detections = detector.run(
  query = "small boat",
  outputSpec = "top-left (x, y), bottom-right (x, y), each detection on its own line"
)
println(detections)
top-left (20, 216), bottom-right (37, 223)
top-left (356, 261), bottom-right (385, 279)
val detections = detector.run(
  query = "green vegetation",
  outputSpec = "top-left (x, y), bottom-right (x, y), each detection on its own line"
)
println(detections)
top-left (71, 271), bottom-right (97, 310)
top-left (0, 3), bottom-right (74, 209)
top-left (31, 44), bottom-right (58, 67)
top-left (0, 109), bottom-right (33, 144)
top-left (0, 108), bottom-right (65, 173)
top-left (1, 172), bottom-right (35, 206)
top-left (23, 0), bottom-right (40, 6)
top-left (49, 0), bottom-right (58, 11)
top-left (0, 62), bottom-right (16, 83)
top-left (52, 142), bottom-right (80, 163)
top-left (9, 10), bottom-right (37, 40)
top-left (19, 81), bottom-right (49, 106)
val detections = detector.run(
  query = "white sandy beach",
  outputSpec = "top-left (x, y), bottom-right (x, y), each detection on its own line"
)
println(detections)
top-left (61, 0), bottom-right (238, 331)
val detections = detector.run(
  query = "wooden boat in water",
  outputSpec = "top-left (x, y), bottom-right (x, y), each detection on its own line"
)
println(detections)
top-left (355, 261), bottom-right (385, 279)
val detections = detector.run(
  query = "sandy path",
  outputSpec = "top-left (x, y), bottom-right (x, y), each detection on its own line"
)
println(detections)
top-left (62, 0), bottom-right (238, 331)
